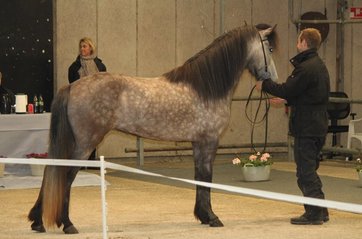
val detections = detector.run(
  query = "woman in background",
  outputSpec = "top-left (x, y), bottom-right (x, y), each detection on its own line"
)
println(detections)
top-left (68, 37), bottom-right (107, 160)
top-left (68, 37), bottom-right (106, 83)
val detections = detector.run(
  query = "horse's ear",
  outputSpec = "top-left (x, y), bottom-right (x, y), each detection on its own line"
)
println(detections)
top-left (260, 24), bottom-right (277, 37)
top-left (272, 24), bottom-right (277, 32)
top-left (259, 27), bottom-right (273, 37)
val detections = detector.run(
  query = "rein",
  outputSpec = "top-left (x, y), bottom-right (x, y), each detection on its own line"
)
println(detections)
top-left (245, 86), bottom-right (270, 154)
top-left (245, 34), bottom-right (272, 154)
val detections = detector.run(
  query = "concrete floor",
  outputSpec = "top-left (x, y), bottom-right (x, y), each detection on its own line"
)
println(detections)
top-left (0, 156), bottom-right (361, 239)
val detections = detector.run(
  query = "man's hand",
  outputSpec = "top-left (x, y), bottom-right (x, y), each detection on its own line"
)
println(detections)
top-left (269, 97), bottom-right (286, 108)
top-left (255, 81), bottom-right (263, 91)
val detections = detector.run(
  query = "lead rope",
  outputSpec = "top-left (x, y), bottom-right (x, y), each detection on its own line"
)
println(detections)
top-left (245, 85), bottom-right (271, 154)
top-left (243, 32), bottom-right (272, 154)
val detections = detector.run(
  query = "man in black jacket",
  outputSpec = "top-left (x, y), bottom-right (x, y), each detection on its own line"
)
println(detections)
top-left (256, 28), bottom-right (330, 225)
top-left (0, 71), bottom-right (15, 114)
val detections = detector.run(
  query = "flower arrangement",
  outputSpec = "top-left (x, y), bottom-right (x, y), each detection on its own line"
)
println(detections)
top-left (232, 152), bottom-right (272, 167)
top-left (26, 153), bottom-right (48, 158)
top-left (356, 158), bottom-right (362, 173)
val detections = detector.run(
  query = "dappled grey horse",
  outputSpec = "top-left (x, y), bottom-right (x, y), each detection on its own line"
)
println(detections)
top-left (28, 24), bottom-right (278, 234)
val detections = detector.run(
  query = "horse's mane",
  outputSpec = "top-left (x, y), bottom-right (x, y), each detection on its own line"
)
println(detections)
top-left (163, 25), bottom-right (275, 101)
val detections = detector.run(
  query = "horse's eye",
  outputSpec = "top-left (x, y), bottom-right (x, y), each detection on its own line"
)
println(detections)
top-left (269, 48), bottom-right (273, 53)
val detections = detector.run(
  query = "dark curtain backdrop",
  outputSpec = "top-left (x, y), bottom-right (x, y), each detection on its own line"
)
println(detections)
top-left (0, 0), bottom-right (53, 112)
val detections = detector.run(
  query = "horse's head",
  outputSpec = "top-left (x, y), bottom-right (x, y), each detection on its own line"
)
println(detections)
top-left (247, 24), bottom-right (278, 82)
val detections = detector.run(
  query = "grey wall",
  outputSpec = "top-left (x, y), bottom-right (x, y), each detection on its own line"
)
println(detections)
top-left (54, 0), bottom-right (362, 158)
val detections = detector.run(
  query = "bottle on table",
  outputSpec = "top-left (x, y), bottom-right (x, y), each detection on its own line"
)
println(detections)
top-left (38, 94), bottom-right (44, 113)
top-left (33, 95), bottom-right (39, 113)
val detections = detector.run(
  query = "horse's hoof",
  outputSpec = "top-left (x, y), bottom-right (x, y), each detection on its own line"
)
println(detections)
top-left (63, 225), bottom-right (79, 234)
top-left (209, 217), bottom-right (224, 227)
top-left (31, 222), bottom-right (46, 233)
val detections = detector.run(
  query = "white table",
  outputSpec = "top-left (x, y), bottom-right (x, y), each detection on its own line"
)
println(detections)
top-left (0, 113), bottom-right (51, 157)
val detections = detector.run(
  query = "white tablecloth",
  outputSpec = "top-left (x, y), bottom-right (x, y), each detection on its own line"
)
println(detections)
top-left (0, 113), bottom-right (51, 157)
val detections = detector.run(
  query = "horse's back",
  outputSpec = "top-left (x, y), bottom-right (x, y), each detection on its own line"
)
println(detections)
top-left (67, 72), bottom-right (229, 142)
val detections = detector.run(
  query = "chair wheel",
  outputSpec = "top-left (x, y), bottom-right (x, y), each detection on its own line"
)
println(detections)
top-left (345, 155), bottom-right (353, 161)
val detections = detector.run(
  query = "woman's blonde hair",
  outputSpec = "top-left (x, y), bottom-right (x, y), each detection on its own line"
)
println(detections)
top-left (79, 37), bottom-right (96, 55)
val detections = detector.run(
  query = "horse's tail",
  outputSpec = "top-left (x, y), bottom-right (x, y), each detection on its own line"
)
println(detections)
top-left (42, 85), bottom-right (75, 228)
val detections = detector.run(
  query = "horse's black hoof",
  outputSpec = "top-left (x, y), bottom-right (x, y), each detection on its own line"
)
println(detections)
top-left (31, 222), bottom-right (46, 233)
top-left (209, 217), bottom-right (224, 227)
top-left (63, 225), bottom-right (79, 234)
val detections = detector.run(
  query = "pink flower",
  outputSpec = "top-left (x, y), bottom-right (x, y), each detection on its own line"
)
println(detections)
top-left (232, 158), bottom-right (241, 165)
top-left (260, 156), bottom-right (268, 162)
top-left (249, 155), bottom-right (257, 161)
top-left (262, 153), bottom-right (270, 159)
top-left (232, 152), bottom-right (272, 167)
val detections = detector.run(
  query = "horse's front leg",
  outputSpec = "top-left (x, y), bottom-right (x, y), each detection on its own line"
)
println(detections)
top-left (192, 138), bottom-right (224, 227)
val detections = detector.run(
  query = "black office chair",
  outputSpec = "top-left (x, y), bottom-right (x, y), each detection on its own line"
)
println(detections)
top-left (325, 92), bottom-right (355, 159)
top-left (327, 92), bottom-right (351, 145)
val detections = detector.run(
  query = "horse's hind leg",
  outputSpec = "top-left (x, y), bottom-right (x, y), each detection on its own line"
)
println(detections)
top-left (28, 186), bottom-right (46, 232)
top-left (28, 166), bottom-right (78, 233)
top-left (60, 167), bottom-right (81, 234)
top-left (192, 138), bottom-right (224, 227)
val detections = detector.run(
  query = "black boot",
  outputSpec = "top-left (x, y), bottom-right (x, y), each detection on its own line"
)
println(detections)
top-left (290, 213), bottom-right (323, 225)
top-left (291, 206), bottom-right (323, 225)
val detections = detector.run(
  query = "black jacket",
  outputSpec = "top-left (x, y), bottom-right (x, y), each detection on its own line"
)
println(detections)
top-left (262, 48), bottom-right (330, 137)
top-left (0, 85), bottom-right (15, 114)
top-left (68, 56), bottom-right (107, 83)
top-left (0, 85), bottom-right (15, 103)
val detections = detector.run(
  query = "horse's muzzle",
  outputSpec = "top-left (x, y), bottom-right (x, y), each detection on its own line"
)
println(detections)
top-left (256, 69), bottom-right (271, 81)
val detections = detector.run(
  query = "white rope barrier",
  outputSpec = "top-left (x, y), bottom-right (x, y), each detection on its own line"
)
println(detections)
top-left (1, 156), bottom-right (362, 239)
top-left (104, 162), bottom-right (362, 214)
top-left (100, 156), bottom-right (108, 239)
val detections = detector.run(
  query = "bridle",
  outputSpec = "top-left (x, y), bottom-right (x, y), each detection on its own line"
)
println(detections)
top-left (257, 33), bottom-right (272, 81)
top-left (245, 33), bottom-right (272, 154)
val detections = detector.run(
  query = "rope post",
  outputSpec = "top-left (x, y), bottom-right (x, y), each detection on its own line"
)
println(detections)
top-left (137, 136), bottom-right (144, 166)
top-left (100, 156), bottom-right (108, 239)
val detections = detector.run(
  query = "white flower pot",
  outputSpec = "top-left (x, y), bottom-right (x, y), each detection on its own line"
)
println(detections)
top-left (31, 164), bottom-right (45, 176)
top-left (241, 165), bottom-right (271, 182)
